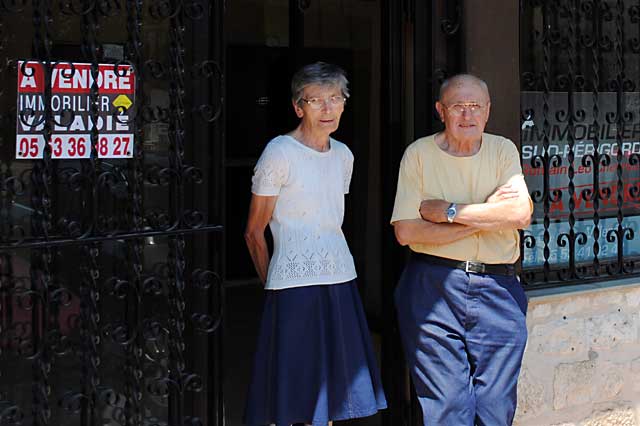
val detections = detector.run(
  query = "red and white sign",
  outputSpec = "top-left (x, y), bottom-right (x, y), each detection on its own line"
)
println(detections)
top-left (16, 61), bottom-right (136, 159)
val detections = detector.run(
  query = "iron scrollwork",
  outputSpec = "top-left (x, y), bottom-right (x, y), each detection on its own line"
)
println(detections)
top-left (0, 0), bottom-right (222, 423)
top-left (521, 0), bottom-right (640, 287)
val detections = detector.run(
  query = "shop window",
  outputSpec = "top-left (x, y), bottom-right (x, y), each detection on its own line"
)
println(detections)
top-left (520, 0), bottom-right (640, 286)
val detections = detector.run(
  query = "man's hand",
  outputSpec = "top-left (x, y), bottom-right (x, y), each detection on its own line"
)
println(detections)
top-left (419, 199), bottom-right (449, 223)
top-left (486, 184), bottom-right (519, 203)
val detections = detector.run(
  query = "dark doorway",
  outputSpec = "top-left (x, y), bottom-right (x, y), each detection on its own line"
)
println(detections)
top-left (222, 1), bottom-right (385, 425)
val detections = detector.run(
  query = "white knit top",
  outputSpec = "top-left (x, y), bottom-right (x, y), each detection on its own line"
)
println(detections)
top-left (251, 135), bottom-right (357, 290)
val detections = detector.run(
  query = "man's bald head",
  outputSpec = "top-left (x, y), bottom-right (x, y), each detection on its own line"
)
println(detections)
top-left (439, 74), bottom-right (490, 102)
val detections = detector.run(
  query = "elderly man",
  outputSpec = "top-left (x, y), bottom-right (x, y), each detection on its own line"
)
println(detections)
top-left (391, 74), bottom-right (532, 426)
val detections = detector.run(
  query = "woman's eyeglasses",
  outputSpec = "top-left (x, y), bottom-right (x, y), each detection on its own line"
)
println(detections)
top-left (300, 95), bottom-right (346, 110)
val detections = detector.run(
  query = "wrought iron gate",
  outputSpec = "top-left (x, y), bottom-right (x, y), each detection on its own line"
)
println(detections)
top-left (0, 0), bottom-right (224, 425)
top-left (520, 0), bottom-right (640, 288)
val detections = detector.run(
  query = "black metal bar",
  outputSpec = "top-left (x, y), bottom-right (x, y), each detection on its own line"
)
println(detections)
top-left (0, 225), bottom-right (223, 251)
top-left (609, 0), bottom-right (627, 275)
top-left (124, 0), bottom-right (145, 423)
top-left (31, 0), bottom-right (55, 422)
top-left (80, 1), bottom-right (103, 423)
top-left (208, 1), bottom-right (226, 424)
top-left (584, 0), bottom-right (606, 276)
top-left (168, 1), bottom-right (190, 424)
top-left (541, 0), bottom-right (556, 281)
top-left (556, 0), bottom-right (586, 281)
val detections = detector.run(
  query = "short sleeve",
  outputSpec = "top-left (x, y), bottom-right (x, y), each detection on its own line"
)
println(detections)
top-left (342, 146), bottom-right (354, 194)
top-left (390, 144), bottom-right (424, 223)
top-left (251, 142), bottom-right (289, 196)
top-left (498, 138), bottom-right (524, 186)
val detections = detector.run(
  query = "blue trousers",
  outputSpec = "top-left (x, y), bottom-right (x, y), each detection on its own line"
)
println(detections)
top-left (394, 257), bottom-right (528, 426)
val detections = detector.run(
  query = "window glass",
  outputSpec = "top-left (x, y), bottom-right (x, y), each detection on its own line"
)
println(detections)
top-left (520, 1), bottom-right (640, 274)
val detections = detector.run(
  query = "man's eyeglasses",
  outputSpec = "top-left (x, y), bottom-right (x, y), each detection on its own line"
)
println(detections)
top-left (443, 102), bottom-right (486, 116)
top-left (300, 95), bottom-right (346, 110)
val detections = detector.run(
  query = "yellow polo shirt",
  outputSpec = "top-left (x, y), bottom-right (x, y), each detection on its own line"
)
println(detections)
top-left (391, 133), bottom-right (526, 264)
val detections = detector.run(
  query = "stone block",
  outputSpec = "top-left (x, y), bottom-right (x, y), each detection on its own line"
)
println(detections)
top-left (530, 318), bottom-right (587, 355)
top-left (594, 362), bottom-right (626, 403)
top-left (554, 358), bottom-right (597, 410)
top-left (631, 358), bottom-right (640, 394)
top-left (560, 295), bottom-right (592, 316)
top-left (585, 313), bottom-right (638, 349)
top-left (516, 367), bottom-right (546, 419)
top-left (530, 302), bottom-right (553, 320)
top-left (580, 406), bottom-right (637, 426)
top-left (627, 288), bottom-right (640, 308)
top-left (553, 358), bottom-right (628, 410)
top-left (591, 292), bottom-right (624, 308)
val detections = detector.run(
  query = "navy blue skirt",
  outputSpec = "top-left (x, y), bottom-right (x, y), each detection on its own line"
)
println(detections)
top-left (244, 280), bottom-right (387, 426)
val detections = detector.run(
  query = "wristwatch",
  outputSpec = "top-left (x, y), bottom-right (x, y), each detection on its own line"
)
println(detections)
top-left (446, 202), bottom-right (457, 223)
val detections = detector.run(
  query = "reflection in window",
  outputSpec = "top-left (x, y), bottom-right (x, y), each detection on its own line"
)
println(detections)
top-left (520, 0), bottom-right (640, 284)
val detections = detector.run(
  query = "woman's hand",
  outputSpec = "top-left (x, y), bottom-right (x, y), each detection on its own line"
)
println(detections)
top-left (245, 194), bottom-right (278, 285)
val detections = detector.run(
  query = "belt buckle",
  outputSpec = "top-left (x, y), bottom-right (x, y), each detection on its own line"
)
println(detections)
top-left (464, 261), bottom-right (485, 274)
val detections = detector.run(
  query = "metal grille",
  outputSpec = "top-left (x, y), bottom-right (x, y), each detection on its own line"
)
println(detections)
top-left (0, 0), bottom-right (224, 424)
top-left (521, 0), bottom-right (640, 288)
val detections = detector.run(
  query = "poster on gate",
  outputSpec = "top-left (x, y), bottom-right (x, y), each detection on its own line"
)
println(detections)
top-left (15, 61), bottom-right (136, 160)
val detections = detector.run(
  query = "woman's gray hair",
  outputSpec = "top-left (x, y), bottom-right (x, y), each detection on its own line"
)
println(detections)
top-left (291, 62), bottom-right (350, 104)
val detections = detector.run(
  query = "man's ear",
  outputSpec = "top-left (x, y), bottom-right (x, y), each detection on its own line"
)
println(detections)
top-left (435, 101), bottom-right (445, 122)
top-left (292, 99), bottom-right (304, 118)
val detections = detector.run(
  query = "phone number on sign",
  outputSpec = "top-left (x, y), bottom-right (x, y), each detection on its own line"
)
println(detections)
top-left (16, 134), bottom-right (134, 159)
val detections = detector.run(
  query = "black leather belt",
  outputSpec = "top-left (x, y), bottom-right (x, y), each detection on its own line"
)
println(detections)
top-left (412, 252), bottom-right (516, 276)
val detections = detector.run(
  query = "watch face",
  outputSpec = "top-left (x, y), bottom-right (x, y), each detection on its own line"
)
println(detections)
top-left (447, 204), bottom-right (456, 222)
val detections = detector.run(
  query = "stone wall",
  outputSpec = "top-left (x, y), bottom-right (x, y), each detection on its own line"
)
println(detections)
top-left (514, 280), bottom-right (640, 426)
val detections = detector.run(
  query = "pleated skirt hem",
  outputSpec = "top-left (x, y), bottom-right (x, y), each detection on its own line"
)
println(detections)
top-left (243, 280), bottom-right (387, 426)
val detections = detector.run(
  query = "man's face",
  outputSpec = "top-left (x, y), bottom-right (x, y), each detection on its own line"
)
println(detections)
top-left (436, 82), bottom-right (491, 144)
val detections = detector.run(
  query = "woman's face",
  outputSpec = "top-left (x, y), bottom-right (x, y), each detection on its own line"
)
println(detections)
top-left (293, 83), bottom-right (345, 135)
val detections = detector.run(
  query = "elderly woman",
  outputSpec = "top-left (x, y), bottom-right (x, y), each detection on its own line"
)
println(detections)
top-left (243, 62), bottom-right (386, 426)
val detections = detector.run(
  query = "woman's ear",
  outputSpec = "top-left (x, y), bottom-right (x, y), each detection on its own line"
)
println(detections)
top-left (292, 99), bottom-right (304, 118)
